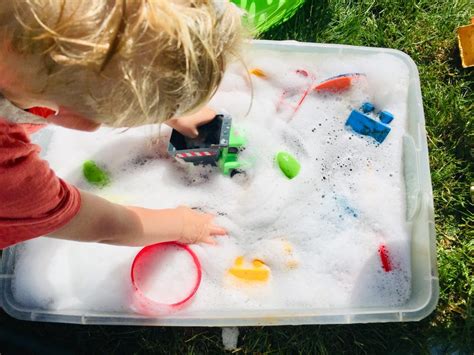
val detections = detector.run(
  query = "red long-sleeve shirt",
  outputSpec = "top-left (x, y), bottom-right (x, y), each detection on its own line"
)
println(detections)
top-left (0, 118), bottom-right (81, 248)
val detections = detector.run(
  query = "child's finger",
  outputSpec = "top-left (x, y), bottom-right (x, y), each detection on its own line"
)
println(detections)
top-left (202, 236), bottom-right (217, 245)
top-left (209, 225), bottom-right (227, 236)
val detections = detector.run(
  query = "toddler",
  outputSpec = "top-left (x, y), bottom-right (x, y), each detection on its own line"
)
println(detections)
top-left (0, 0), bottom-right (243, 248)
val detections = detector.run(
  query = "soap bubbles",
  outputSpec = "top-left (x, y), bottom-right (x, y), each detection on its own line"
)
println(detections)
top-left (14, 50), bottom-right (412, 313)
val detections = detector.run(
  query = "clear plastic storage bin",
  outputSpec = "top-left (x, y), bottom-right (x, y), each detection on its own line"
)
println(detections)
top-left (0, 40), bottom-right (438, 325)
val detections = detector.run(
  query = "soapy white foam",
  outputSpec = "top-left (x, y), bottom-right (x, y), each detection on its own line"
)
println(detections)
top-left (12, 49), bottom-right (412, 315)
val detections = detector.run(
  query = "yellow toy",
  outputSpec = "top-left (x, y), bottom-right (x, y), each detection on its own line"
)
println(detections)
top-left (250, 68), bottom-right (267, 78)
top-left (457, 17), bottom-right (474, 68)
top-left (281, 240), bottom-right (299, 270)
top-left (228, 256), bottom-right (270, 282)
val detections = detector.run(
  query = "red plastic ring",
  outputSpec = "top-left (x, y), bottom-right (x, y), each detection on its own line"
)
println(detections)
top-left (130, 242), bottom-right (202, 314)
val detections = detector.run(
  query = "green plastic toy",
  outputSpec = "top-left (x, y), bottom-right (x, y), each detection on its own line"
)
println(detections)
top-left (218, 126), bottom-right (247, 176)
top-left (276, 151), bottom-right (300, 179)
top-left (231, 0), bottom-right (306, 34)
top-left (82, 160), bottom-right (110, 188)
top-left (168, 114), bottom-right (248, 177)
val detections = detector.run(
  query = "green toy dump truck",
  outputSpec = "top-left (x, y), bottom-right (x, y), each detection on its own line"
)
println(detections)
top-left (168, 114), bottom-right (248, 176)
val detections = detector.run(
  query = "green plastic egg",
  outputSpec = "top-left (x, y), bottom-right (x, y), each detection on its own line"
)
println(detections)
top-left (276, 151), bottom-right (300, 179)
top-left (231, 0), bottom-right (306, 34)
top-left (82, 160), bottom-right (110, 188)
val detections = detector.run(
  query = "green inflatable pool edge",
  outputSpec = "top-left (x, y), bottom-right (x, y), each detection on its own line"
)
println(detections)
top-left (231, 0), bottom-right (306, 34)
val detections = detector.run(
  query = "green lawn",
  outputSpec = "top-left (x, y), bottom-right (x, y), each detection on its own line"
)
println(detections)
top-left (1, 0), bottom-right (473, 353)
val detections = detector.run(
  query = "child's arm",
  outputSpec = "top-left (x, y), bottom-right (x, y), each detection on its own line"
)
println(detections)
top-left (166, 107), bottom-right (216, 138)
top-left (48, 190), bottom-right (226, 246)
top-left (0, 118), bottom-right (225, 248)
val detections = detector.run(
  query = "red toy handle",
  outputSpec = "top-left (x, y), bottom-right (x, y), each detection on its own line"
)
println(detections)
top-left (130, 242), bottom-right (202, 315)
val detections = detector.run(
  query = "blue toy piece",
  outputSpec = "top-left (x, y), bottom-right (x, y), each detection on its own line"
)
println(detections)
top-left (336, 196), bottom-right (359, 218)
top-left (379, 110), bottom-right (394, 124)
top-left (361, 102), bottom-right (375, 113)
top-left (345, 110), bottom-right (391, 143)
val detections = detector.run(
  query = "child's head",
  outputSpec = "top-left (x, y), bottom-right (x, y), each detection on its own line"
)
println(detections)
top-left (0, 0), bottom-right (242, 127)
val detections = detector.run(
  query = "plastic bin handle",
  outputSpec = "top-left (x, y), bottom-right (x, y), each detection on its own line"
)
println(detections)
top-left (403, 135), bottom-right (422, 222)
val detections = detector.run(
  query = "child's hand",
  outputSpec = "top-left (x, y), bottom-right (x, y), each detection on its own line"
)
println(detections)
top-left (175, 206), bottom-right (227, 245)
top-left (166, 107), bottom-right (216, 138)
top-left (125, 205), bottom-right (227, 246)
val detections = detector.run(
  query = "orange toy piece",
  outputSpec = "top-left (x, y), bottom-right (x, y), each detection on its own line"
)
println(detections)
top-left (313, 73), bottom-right (366, 93)
top-left (457, 17), bottom-right (474, 68)
top-left (314, 76), bottom-right (351, 93)
top-left (229, 256), bottom-right (270, 282)
top-left (250, 68), bottom-right (267, 78)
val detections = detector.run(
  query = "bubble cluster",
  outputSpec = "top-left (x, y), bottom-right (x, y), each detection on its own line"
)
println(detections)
top-left (13, 50), bottom-right (412, 313)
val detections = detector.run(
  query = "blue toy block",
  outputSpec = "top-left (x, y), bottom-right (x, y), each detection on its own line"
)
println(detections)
top-left (345, 110), bottom-right (391, 143)
top-left (361, 102), bottom-right (375, 113)
top-left (379, 110), bottom-right (394, 124)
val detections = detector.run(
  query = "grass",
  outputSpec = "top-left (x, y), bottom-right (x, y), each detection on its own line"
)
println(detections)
top-left (1, 0), bottom-right (473, 353)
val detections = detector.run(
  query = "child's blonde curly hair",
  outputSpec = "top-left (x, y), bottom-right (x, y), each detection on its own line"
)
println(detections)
top-left (1, 0), bottom-right (242, 127)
